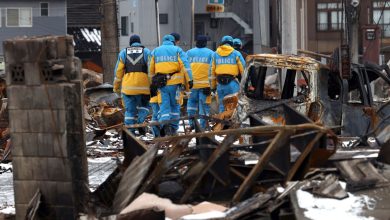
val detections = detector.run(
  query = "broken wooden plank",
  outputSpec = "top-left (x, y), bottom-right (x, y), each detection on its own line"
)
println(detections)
top-left (136, 138), bottom-right (190, 195)
top-left (112, 144), bottom-right (159, 213)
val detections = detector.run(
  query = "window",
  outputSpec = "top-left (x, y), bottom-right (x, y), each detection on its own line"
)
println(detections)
top-left (6, 8), bottom-right (32, 27)
top-left (316, 3), bottom-right (344, 31)
top-left (159, 13), bottom-right (168, 24)
top-left (244, 65), bottom-right (310, 102)
top-left (40, 2), bottom-right (49, 16)
top-left (121, 16), bottom-right (128, 36)
top-left (131, 22), bottom-right (134, 33)
top-left (373, 1), bottom-right (390, 37)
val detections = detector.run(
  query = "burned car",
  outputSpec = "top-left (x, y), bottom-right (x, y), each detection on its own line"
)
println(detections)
top-left (237, 54), bottom-right (390, 138)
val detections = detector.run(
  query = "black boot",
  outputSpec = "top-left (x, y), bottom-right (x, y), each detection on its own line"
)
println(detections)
top-left (138, 127), bottom-right (146, 136)
top-left (163, 125), bottom-right (175, 136)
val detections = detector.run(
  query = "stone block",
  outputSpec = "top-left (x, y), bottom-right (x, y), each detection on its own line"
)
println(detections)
top-left (39, 181), bottom-right (58, 204)
top-left (31, 157), bottom-right (49, 181)
top-left (30, 87), bottom-right (50, 108)
top-left (41, 109), bottom-right (66, 133)
top-left (47, 158), bottom-right (72, 181)
top-left (56, 36), bottom-right (68, 59)
top-left (3, 37), bottom-right (47, 64)
top-left (51, 133), bottom-right (68, 157)
top-left (27, 109), bottom-right (44, 132)
top-left (24, 62), bottom-right (41, 86)
top-left (13, 180), bottom-right (39, 204)
top-left (15, 204), bottom-right (29, 220)
top-left (9, 109), bottom-right (30, 133)
top-left (56, 182), bottom-right (74, 206)
top-left (10, 133), bottom-right (24, 156)
top-left (7, 86), bottom-right (31, 110)
top-left (37, 133), bottom-right (54, 157)
top-left (12, 156), bottom-right (34, 180)
top-left (21, 133), bottom-right (38, 156)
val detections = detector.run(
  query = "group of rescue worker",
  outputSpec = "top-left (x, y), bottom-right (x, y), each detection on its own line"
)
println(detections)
top-left (113, 33), bottom-right (246, 137)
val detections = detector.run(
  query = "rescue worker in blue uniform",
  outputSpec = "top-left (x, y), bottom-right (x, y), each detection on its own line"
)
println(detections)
top-left (149, 34), bottom-right (193, 135)
top-left (113, 35), bottom-right (151, 135)
top-left (186, 35), bottom-right (214, 129)
top-left (233, 38), bottom-right (248, 60)
top-left (211, 35), bottom-right (245, 113)
top-left (171, 32), bottom-right (193, 86)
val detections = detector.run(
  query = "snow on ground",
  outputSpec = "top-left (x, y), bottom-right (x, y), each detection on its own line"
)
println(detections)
top-left (0, 156), bottom-right (119, 214)
top-left (297, 182), bottom-right (377, 220)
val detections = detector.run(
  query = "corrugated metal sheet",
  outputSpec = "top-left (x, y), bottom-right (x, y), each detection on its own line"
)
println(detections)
top-left (68, 27), bottom-right (101, 52)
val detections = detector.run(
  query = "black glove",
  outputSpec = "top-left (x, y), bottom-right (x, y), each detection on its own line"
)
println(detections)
top-left (150, 85), bottom-right (158, 97)
top-left (188, 80), bottom-right (193, 89)
top-left (202, 87), bottom-right (211, 96)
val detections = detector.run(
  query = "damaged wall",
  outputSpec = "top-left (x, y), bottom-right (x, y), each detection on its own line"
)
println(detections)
top-left (3, 36), bottom-right (88, 220)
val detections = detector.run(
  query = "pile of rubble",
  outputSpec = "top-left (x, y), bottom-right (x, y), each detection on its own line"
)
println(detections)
top-left (80, 54), bottom-right (390, 219)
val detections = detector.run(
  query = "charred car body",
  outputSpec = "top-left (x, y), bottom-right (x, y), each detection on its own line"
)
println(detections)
top-left (237, 54), bottom-right (390, 139)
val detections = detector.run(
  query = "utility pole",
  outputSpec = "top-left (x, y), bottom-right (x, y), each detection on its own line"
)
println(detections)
top-left (253, 0), bottom-right (269, 53)
top-left (155, 0), bottom-right (161, 46)
top-left (346, 0), bottom-right (360, 63)
top-left (191, 0), bottom-right (195, 48)
top-left (101, 0), bottom-right (119, 83)
top-left (281, 0), bottom-right (298, 55)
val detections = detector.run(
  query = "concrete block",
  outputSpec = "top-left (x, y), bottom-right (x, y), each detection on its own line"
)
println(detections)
top-left (10, 133), bottom-right (24, 156)
top-left (27, 109), bottom-right (44, 132)
top-left (30, 157), bottom-right (49, 181)
top-left (37, 133), bottom-right (54, 157)
top-left (47, 158), bottom-right (72, 181)
top-left (52, 133), bottom-right (68, 157)
top-left (39, 181), bottom-right (57, 204)
top-left (30, 87), bottom-right (49, 108)
top-left (15, 204), bottom-right (29, 220)
top-left (13, 180), bottom-right (39, 204)
top-left (21, 133), bottom-right (38, 156)
top-left (7, 86), bottom-right (33, 110)
top-left (56, 36), bottom-right (68, 59)
top-left (24, 63), bottom-right (41, 86)
top-left (12, 156), bottom-right (34, 180)
top-left (9, 109), bottom-right (30, 133)
top-left (41, 109), bottom-right (66, 133)
top-left (56, 182), bottom-right (74, 206)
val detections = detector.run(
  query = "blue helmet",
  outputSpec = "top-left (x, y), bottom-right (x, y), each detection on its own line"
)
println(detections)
top-left (221, 35), bottom-right (234, 46)
top-left (170, 32), bottom-right (181, 42)
top-left (162, 34), bottom-right (175, 43)
top-left (129, 34), bottom-right (141, 46)
top-left (233, 38), bottom-right (242, 47)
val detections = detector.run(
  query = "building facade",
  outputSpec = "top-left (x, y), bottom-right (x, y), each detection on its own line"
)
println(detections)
top-left (0, 0), bottom-right (67, 58)
top-left (307, 0), bottom-right (390, 63)
top-left (117, 0), bottom-right (272, 53)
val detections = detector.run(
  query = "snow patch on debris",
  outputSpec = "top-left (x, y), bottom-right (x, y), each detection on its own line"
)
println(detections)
top-left (297, 188), bottom-right (376, 220)
top-left (0, 163), bottom-right (14, 214)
